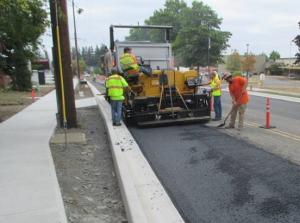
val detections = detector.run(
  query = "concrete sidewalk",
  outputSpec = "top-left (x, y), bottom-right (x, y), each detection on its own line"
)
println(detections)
top-left (0, 90), bottom-right (67, 223)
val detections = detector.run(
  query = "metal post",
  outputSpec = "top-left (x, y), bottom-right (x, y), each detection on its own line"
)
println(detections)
top-left (246, 43), bottom-right (249, 79)
top-left (49, 0), bottom-right (63, 126)
top-left (207, 23), bottom-right (211, 74)
top-left (72, 0), bottom-right (80, 80)
top-left (289, 41), bottom-right (292, 79)
top-left (166, 29), bottom-right (170, 43)
top-left (207, 36), bottom-right (211, 73)
top-left (110, 26), bottom-right (114, 51)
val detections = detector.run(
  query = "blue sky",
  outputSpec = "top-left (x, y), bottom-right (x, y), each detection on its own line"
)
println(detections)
top-left (42, 0), bottom-right (300, 58)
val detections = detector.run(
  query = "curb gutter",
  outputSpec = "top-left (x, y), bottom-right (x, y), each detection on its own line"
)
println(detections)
top-left (88, 82), bottom-right (185, 223)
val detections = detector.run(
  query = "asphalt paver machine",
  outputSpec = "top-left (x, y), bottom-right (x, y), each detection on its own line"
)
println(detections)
top-left (109, 25), bottom-right (211, 126)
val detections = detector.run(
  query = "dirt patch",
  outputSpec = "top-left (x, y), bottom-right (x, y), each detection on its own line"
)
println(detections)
top-left (50, 106), bottom-right (127, 223)
top-left (0, 85), bottom-right (54, 122)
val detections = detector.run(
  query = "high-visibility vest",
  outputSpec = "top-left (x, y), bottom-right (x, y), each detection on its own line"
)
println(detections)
top-left (120, 53), bottom-right (139, 71)
top-left (105, 74), bottom-right (128, 100)
top-left (210, 75), bottom-right (222, 96)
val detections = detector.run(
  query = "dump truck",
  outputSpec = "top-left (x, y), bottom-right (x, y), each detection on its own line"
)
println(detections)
top-left (109, 25), bottom-right (211, 126)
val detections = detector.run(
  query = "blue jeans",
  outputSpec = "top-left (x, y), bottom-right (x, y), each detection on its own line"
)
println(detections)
top-left (213, 96), bottom-right (222, 119)
top-left (111, 100), bottom-right (123, 124)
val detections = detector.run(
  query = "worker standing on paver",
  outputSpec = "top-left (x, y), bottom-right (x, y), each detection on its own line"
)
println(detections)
top-left (120, 47), bottom-right (151, 76)
top-left (210, 71), bottom-right (222, 121)
top-left (105, 68), bottom-right (129, 126)
top-left (223, 73), bottom-right (249, 130)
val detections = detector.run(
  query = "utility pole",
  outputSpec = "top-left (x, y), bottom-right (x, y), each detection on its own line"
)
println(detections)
top-left (207, 36), bottom-right (211, 73)
top-left (72, 0), bottom-right (80, 80)
top-left (207, 23), bottom-right (211, 74)
top-left (246, 43), bottom-right (249, 79)
top-left (49, 0), bottom-right (77, 128)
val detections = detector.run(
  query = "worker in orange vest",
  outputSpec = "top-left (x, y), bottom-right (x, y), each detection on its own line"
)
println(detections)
top-left (222, 73), bottom-right (249, 130)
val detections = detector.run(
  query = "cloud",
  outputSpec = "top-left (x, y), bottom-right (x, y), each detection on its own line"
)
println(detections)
top-left (42, 0), bottom-right (300, 58)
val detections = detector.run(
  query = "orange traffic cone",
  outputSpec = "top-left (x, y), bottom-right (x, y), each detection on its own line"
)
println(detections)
top-left (31, 89), bottom-right (36, 102)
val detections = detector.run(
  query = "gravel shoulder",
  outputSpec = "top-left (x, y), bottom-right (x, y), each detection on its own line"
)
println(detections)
top-left (50, 84), bottom-right (126, 223)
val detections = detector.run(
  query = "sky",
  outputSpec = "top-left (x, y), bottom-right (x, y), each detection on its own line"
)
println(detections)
top-left (42, 0), bottom-right (300, 58)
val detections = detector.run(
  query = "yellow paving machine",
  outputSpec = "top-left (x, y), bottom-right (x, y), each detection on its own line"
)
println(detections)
top-left (109, 25), bottom-right (211, 126)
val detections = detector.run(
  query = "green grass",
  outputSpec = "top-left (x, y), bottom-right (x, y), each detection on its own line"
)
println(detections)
top-left (0, 90), bottom-right (31, 105)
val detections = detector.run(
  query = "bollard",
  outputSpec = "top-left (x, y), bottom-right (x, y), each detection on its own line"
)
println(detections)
top-left (260, 97), bottom-right (275, 129)
top-left (210, 96), bottom-right (214, 111)
top-left (31, 89), bottom-right (36, 102)
top-left (266, 97), bottom-right (270, 128)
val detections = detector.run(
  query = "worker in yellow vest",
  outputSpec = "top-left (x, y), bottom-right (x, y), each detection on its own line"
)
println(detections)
top-left (105, 68), bottom-right (129, 126)
top-left (209, 71), bottom-right (222, 121)
top-left (120, 47), bottom-right (151, 76)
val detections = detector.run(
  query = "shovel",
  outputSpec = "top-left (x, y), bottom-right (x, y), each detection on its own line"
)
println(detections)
top-left (217, 104), bottom-right (236, 128)
top-left (218, 91), bottom-right (245, 128)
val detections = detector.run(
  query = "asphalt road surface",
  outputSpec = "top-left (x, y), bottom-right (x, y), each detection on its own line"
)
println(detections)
top-left (221, 92), bottom-right (300, 136)
top-left (129, 124), bottom-right (300, 223)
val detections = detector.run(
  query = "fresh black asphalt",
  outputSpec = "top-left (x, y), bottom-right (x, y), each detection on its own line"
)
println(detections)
top-left (129, 124), bottom-right (300, 223)
top-left (222, 92), bottom-right (300, 121)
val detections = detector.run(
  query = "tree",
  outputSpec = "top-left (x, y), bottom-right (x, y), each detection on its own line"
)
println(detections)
top-left (269, 50), bottom-right (280, 62)
top-left (126, 0), bottom-right (187, 42)
top-left (0, 0), bottom-right (48, 90)
top-left (267, 63), bottom-right (283, 75)
top-left (294, 22), bottom-right (300, 64)
top-left (75, 44), bottom-right (106, 69)
top-left (242, 54), bottom-right (256, 73)
top-left (78, 58), bottom-right (86, 74)
top-left (126, 0), bottom-right (231, 67)
top-left (226, 51), bottom-right (241, 73)
top-left (173, 1), bottom-right (231, 67)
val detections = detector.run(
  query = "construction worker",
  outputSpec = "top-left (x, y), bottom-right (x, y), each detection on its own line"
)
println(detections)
top-left (210, 71), bottom-right (222, 121)
top-left (222, 73), bottom-right (249, 130)
top-left (120, 47), bottom-right (151, 76)
top-left (105, 68), bottom-right (129, 126)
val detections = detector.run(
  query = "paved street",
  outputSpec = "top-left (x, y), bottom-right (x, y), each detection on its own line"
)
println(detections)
top-left (258, 76), bottom-right (300, 89)
top-left (221, 92), bottom-right (300, 136)
top-left (129, 123), bottom-right (300, 223)
top-left (129, 93), bottom-right (300, 223)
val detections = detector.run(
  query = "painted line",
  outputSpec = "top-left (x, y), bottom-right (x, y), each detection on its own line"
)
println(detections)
top-left (245, 121), bottom-right (300, 142)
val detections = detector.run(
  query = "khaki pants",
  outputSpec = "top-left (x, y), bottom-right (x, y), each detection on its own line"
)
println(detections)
top-left (229, 104), bottom-right (247, 128)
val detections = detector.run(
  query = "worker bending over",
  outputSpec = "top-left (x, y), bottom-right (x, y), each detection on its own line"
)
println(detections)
top-left (105, 68), bottom-right (129, 126)
top-left (120, 47), bottom-right (151, 76)
top-left (210, 71), bottom-right (222, 121)
top-left (222, 73), bottom-right (249, 130)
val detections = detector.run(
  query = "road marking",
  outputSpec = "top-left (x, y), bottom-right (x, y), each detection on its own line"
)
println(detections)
top-left (245, 121), bottom-right (300, 142)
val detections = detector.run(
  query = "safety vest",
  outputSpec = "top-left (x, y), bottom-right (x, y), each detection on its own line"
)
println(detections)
top-left (120, 53), bottom-right (139, 71)
top-left (105, 74), bottom-right (128, 101)
top-left (210, 75), bottom-right (222, 96)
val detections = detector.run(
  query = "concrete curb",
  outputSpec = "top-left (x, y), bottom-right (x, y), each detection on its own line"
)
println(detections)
top-left (88, 82), bottom-right (185, 223)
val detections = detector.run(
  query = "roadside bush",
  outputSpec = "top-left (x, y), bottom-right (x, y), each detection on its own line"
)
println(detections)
top-left (267, 63), bottom-right (283, 75)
